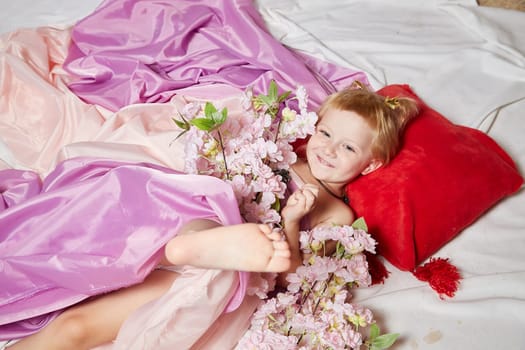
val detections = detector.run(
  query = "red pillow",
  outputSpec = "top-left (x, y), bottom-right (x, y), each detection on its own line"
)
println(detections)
top-left (345, 84), bottom-right (523, 271)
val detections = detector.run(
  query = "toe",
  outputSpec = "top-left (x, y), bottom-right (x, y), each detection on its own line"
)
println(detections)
top-left (258, 224), bottom-right (272, 235)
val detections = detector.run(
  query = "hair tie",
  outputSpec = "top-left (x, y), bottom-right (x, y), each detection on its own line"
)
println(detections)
top-left (349, 80), bottom-right (366, 90)
top-left (384, 96), bottom-right (400, 110)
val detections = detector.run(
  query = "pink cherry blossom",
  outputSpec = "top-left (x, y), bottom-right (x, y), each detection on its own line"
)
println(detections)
top-left (179, 83), bottom-right (395, 350)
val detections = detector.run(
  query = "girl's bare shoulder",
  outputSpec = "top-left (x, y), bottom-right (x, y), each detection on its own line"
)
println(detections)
top-left (312, 197), bottom-right (355, 228)
top-left (331, 200), bottom-right (355, 226)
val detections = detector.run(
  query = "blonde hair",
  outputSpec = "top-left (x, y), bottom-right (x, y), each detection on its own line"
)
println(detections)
top-left (318, 83), bottom-right (419, 164)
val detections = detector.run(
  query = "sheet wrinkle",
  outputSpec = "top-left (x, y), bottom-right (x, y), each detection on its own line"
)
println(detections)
top-left (257, 6), bottom-right (386, 88)
top-left (441, 4), bottom-right (525, 65)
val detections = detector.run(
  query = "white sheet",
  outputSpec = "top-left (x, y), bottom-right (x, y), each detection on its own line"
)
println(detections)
top-left (1, 0), bottom-right (524, 349)
top-left (261, 2), bottom-right (525, 349)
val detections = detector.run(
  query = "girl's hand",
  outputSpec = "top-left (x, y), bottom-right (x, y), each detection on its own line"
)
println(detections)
top-left (282, 184), bottom-right (319, 223)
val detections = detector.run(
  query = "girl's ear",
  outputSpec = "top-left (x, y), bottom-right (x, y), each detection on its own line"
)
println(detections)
top-left (361, 159), bottom-right (383, 175)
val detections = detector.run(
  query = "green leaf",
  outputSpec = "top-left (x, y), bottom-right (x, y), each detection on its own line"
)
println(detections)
top-left (190, 117), bottom-right (216, 131)
top-left (204, 102), bottom-right (218, 118)
top-left (220, 107), bottom-right (228, 123)
top-left (271, 197), bottom-right (281, 212)
top-left (336, 241), bottom-right (345, 257)
top-left (370, 333), bottom-right (399, 350)
top-left (172, 117), bottom-right (189, 131)
top-left (351, 217), bottom-right (368, 231)
top-left (278, 91), bottom-right (291, 103)
top-left (258, 95), bottom-right (273, 106)
top-left (268, 80), bottom-right (278, 100)
top-left (369, 323), bottom-right (380, 340)
top-left (171, 115), bottom-right (191, 143)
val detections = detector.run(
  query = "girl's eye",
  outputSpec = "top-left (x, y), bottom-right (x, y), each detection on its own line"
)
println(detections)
top-left (319, 129), bottom-right (330, 137)
top-left (344, 144), bottom-right (355, 152)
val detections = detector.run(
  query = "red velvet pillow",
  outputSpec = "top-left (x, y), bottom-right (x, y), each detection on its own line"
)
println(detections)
top-left (345, 84), bottom-right (523, 271)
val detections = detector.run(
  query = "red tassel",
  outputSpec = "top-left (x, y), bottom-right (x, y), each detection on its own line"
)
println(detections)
top-left (413, 257), bottom-right (461, 298)
top-left (365, 252), bottom-right (390, 285)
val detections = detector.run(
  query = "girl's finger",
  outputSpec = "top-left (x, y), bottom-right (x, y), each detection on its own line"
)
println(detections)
top-left (302, 184), bottom-right (319, 198)
top-left (303, 192), bottom-right (316, 209)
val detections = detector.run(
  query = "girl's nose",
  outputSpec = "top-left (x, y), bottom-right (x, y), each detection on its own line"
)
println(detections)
top-left (324, 142), bottom-right (337, 157)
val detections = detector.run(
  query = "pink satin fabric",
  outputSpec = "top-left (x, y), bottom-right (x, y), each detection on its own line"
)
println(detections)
top-left (63, 0), bottom-right (369, 112)
top-left (0, 158), bottom-right (248, 341)
top-left (0, 26), bottom-right (205, 175)
top-left (0, 1), bottom-right (371, 347)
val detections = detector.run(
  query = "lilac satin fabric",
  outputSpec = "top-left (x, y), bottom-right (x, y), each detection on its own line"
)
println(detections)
top-left (0, 170), bottom-right (42, 210)
top-left (0, 157), bottom-right (246, 340)
top-left (64, 0), bottom-right (369, 112)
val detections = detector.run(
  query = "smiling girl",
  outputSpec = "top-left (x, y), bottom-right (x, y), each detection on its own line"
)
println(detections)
top-left (4, 85), bottom-right (418, 350)
top-left (282, 85), bottom-right (419, 276)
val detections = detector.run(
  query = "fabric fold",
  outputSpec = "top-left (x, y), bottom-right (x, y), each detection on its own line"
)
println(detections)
top-left (63, 0), bottom-right (369, 112)
top-left (0, 157), bottom-right (248, 340)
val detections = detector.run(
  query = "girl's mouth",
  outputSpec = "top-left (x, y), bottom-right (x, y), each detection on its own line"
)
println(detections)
top-left (316, 155), bottom-right (334, 168)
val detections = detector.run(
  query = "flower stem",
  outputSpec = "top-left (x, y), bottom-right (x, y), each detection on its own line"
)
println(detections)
top-left (313, 274), bottom-right (334, 314)
top-left (274, 116), bottom-right (282, 143)
top-left (216, 130), bottom-right (230, 180)
top-left (286, 281), bottom-right (318, 337)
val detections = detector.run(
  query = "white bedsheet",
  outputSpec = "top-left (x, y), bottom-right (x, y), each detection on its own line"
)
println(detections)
top-left (1, 0), bottom-right (524, 349)
top-left (260, 2), bottom-right (525, 349)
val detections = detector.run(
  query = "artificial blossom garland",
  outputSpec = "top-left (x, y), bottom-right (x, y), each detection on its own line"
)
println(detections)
top-left (174, 81), bottom-right (398, 349)
top-left (237, 219), bottom-right (398, 350)
top-left (174, 80), bottom-right (317, 225)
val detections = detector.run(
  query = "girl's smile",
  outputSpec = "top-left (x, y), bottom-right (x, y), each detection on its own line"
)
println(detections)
top-left (315, 154), bottom-right (335, 168)
top-left (306, 107), bottom-right (382, 190)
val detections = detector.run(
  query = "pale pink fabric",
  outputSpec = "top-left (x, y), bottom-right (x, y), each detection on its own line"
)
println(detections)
top-left (0, 19), bottom-right (365, 348)
top-left (1, 28), bottom-right (169, 174)
top-left (0, 27), bottom-right (259, 349)
top-left (93, 268), bottom-right (263, 350)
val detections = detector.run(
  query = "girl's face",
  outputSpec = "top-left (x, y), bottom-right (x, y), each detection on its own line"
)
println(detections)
top-left (306, 107), bottom-right (382, 186)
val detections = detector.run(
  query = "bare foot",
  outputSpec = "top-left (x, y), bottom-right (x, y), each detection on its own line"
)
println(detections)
top-left (164, 223), bottom-right (291, 272)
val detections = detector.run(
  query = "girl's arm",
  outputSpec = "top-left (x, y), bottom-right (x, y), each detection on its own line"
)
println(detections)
top-left (278, 184), bottom-right (319, 285)
top-left (278, 188), bottom-right (355, 286)
top-left (280, 216), bottom-right (303, 275)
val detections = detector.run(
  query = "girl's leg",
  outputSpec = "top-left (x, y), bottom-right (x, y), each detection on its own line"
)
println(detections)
top-left (164, 221), bottom-right (292, 272)
top-left (9, 220), bottom-right (291, 350)
top-left (8, 269), bottom-right (177, 350)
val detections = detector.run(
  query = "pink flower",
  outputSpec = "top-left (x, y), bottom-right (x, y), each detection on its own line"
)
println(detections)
top-left (288, 312), bottom-right (317, 334)
top-left (179, 82), bottom-right (316, 225)
top-left (320, 329), bottom-right (348, 349)
top-left (285, 267), bottom-right (310, 294)
top-left (354, 229), bottom-right (377, 253)
top-left (340, 254), bottom-right (372, 286)
top-left (295, 85), bottom-right (308, 113)
top-left (247, 272), bottom-right (277, 299)
top-left (299, 230), bottom-right (314, 253)
top-left (181, 101), bottom-right (201, 118)
top-left (179, 83), bottom-right (396, 350)
top-left (308, 256), bottom-right (338, 282)
top-left (280, 110), bottom-right (318, 142)
top-left (273, 141), bottom-right (297, 169)
top-left (236, 329), bottom-right (298, 350)
top-left (341, 326), bottom-right (363, 348)
top-left (241, 223), bottom-right (385, 349)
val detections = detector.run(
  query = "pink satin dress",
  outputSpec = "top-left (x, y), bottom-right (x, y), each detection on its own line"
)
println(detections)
top-left (0, 157), bottom-right (249, 347)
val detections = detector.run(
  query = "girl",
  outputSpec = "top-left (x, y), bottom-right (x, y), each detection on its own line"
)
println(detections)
top-left (2, 86), bottom-right (418, 349)
top-left (281, 86), bottom-right (418, 279)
